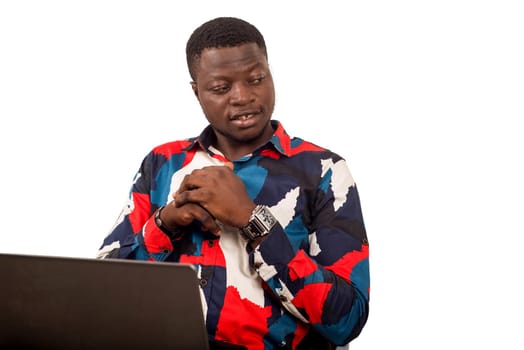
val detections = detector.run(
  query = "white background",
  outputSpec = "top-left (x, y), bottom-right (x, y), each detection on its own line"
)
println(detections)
top-left (1, 1), bottom-right (523, 349)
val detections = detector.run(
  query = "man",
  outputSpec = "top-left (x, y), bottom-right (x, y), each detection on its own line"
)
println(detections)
top-left (98, 17), bottom-right (369, 350)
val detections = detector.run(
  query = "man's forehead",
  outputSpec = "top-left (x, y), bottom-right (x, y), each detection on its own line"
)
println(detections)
top-left (200, 43), bottom-right (265, 60)
top-left (197, 44), bottom-right (268, 74)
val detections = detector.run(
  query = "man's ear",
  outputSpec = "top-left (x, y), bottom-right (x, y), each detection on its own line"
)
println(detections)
top-left (190, 81), bottom-right (199, 98)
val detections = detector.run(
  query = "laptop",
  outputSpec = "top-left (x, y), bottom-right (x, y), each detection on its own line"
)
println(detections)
top-left (0, 253), bottom-right (210, 350)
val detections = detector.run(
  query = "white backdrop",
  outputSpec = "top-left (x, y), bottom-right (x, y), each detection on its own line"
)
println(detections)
top-left (1, 1), bottom-right (523, 349)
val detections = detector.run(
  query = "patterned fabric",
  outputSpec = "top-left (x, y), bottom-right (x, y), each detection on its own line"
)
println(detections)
top-left (98, 121), bottom-right (370, 350)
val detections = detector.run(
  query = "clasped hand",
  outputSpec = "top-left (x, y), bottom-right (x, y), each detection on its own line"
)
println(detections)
top-left (160, 165), bottom-right (255, 236)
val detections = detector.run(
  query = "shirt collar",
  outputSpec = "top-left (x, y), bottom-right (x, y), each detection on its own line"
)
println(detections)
top-left (184, 120), bottom-right (293, 157)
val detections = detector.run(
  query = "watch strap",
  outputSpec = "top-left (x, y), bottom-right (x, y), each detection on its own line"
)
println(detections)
top-left (154, 206), bottom-right (182, 239)
top-left (241, 205), bottom-right (277, 241)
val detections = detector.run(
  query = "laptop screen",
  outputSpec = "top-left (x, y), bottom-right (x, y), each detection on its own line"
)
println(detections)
top-left (0, 253), bottom-right (210, 350)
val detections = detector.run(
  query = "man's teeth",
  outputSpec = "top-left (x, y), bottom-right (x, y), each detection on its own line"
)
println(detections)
top-left (237, 114), bottom-right (253, 120)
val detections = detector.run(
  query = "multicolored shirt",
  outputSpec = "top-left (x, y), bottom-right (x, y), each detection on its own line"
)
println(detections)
top-left (97, 121), bottom-right (370, 350)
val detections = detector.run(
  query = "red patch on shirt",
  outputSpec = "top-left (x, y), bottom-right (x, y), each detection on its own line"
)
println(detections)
top-left (292, 322), bottom-right (310, 349)
top-left (325, 244), bottom-right (369, 283)
top-left (260, 148), bottom-right (281, 159)
top-left (128, 192), bottom-right (151, 234)
top-left (153, 140), bottom-right (192, 159)
top-left (288, 250), bottom-right (318, 281)
top-left (287, 141), bottom-right (324, 156)
top-left (179, 239), bottom-right (226, 267)
top-left (214, 286), bottom-right (272, 350)
top-left (142, 218), bottom-right (173, 254)
top-left (292, 283), bottom-right (331, 324)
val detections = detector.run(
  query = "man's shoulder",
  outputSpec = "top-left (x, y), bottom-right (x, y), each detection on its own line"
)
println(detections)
top-left (150, 137), bottom-right (196, 158)
top-left (287, 137), bottom-right (342, 159)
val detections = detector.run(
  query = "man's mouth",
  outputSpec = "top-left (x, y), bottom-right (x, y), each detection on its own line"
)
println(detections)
top-left (231, 110), bottom-right (260, 121)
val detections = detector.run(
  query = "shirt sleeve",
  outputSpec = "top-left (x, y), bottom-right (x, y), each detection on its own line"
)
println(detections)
top-left (96, 151), bottom-right (172, 261)
top-left (250, 158), bottom-right (370, 346)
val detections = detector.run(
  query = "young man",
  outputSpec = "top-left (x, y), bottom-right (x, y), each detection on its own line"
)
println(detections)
top-left (98, 17), bottom-right (370, 350)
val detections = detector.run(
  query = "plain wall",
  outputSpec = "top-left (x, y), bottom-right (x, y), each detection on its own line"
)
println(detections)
top-left (1, 1), bottom-right (523, 349)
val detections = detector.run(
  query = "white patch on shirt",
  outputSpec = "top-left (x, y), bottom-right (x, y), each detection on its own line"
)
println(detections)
top-left (270, 187), bottom-right (300, 229)
top-left (321, 159), bottom-right (355, 212)
top-left (253, 249), bottom-right (277, 280)
top-left (96, 241), bottom-right (120, 259)
top-left (195, 265), bottom-right (208, 322)
top-left (276, 283), bottom-right (309, 324)
top-left (251, 189), bottom-right (298, 280)
top-left (219, 225), bottom-right (265, 307)
top-left (309, 231), bottom-right (321, 256)
top-left (168, 150), bottom-right (225, 203)
top-left (110, 194), bottom-right (135, 231)
top-left (133, 172), bottom-right (141, 185)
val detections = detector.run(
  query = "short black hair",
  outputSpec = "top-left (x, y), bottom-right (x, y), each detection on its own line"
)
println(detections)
top-left (186, 17), bottom-right (267, 81)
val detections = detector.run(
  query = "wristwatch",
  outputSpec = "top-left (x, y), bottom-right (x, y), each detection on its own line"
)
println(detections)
top-left (155, 206), bottom-right (182, 238)
top-left (241, 205), bottom-right (277, 241)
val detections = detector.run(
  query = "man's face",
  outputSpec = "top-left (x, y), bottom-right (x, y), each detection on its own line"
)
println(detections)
top-left (191, 43), bottom-right (275, 156)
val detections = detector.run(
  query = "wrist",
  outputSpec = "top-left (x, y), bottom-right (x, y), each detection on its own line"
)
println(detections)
top-left (155, 206), bottom-right (183, 238)
top-left (239, 204), bottom-right (257, 227)
top-left (241, 205), bottom-right (277, 241)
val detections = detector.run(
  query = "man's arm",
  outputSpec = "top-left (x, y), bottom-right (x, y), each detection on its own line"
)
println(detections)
top-left (97, 153), bottom-right (157, 260)
top-left (250, 160), bottom-right (370, 346)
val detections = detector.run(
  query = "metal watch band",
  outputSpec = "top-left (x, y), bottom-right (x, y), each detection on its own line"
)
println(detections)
top-left (241, 205), bottom-right (277, 241)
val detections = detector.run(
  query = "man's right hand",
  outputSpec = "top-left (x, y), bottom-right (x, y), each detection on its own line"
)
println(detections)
top-left (159, 201), bottom-right (222, 236)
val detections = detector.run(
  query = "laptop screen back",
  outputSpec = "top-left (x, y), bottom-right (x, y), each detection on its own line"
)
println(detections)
top-left (0, 253), bottom-right (209, 350)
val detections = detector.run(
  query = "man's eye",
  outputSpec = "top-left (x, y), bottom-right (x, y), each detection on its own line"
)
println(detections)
top-left (210, 85), bottom-right (229, 93)
top-left (249, 75), bottom-right (265, 85)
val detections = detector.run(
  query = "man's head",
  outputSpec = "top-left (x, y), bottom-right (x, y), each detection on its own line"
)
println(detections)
top-left (186, 17), bottom-right (267, 81)
top-left (185, 17), bottom-right (275, 160)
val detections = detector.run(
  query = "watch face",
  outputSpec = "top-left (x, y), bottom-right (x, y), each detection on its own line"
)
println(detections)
top-left (242, 206), bottom-right (277, 240)
top-left (255, 207), bottom-right (277, 229)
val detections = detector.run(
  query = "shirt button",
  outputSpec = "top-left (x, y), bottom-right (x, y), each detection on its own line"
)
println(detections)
top-left (208, 240), bottom-right (214, 247)
top-left (253, 262), bottom-right (262, 269)
top-left (199, 279), bottom-right (208, 287)
top-left (279, 295), bottom-right (287, 302)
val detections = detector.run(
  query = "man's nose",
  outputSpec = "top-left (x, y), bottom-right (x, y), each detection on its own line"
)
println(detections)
top-left (229, 83), bottom-right (254, 105)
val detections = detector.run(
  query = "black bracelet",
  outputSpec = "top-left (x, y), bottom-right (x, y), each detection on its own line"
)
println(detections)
top-left (154, 206), bottom-right (183, 239)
